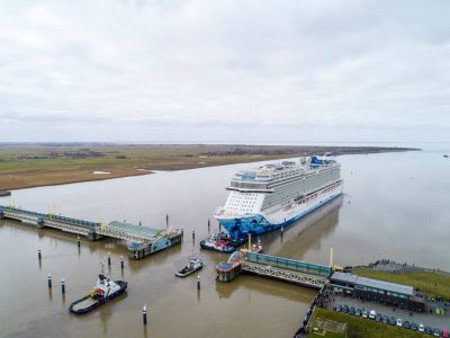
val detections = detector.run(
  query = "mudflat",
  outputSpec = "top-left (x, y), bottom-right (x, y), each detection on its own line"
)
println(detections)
top-left (0, 143), bottom-right (419, 190)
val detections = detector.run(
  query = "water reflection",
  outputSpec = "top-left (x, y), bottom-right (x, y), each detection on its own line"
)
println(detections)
top-left (264, 195), bottom-right (343, 259)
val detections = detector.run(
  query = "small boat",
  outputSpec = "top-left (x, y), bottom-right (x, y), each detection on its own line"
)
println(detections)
top-left (444, 154), bottom-right (449, 158)
top-left (175, 255), bottom-right (203, 277)
top-left (199, 232), bottom-right (246, 253)
top-left (69, 272), bottom-right (127, 314)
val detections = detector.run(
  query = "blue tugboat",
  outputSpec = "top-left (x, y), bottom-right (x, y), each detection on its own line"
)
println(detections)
top-left (69, 268), bottom-right (127, 314)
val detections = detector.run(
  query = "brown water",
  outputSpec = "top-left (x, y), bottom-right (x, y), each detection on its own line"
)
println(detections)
top-left (1, 147), bottom-right (450, 338)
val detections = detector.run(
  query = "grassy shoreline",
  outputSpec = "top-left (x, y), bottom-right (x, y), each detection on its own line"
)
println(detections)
top-left (0, 144), bottom-right (419, 190)
top-left (353, 267), bottom-right (450, 300)
top-left (308, 307), bottom-right (425, 338)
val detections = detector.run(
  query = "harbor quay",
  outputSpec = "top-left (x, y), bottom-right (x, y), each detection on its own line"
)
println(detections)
top-left (216, 249), bottom-right (449, 337)
top-left (0, 205), bottom-right (182, 259)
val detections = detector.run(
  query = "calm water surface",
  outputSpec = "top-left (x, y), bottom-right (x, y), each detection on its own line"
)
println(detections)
top-left (1, 147), bottom-right (449, 338)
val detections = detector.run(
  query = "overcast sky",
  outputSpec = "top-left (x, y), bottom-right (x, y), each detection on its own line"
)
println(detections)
top-left (1, 0), bottom-right (449, 144)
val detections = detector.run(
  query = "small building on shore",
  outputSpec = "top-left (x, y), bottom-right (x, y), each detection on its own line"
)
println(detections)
top-left (330, 272), bottom-right (425, 312)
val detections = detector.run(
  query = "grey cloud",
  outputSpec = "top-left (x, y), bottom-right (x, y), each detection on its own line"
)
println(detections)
top-left (0, 0), bottom-right (449, 143)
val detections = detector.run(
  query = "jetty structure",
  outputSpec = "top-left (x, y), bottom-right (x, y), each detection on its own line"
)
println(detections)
top-left (0, 205), bottom-right (182, 259)
top-left (217, 250), bottom-right (332, 289)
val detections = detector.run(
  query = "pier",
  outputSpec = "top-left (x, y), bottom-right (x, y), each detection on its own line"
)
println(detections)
top-left (217, 251), bottom-right (332, 289)
top-left (0, 205), bottom-right (182, 259)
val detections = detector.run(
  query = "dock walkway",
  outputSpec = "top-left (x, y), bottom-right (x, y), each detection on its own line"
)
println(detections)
top-left (0, 205), bottom-right (182, 259)
top-left (217, 251), bottom-right (332, 289)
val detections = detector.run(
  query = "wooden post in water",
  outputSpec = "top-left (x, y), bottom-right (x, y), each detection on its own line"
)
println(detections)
top-left (329, 247), bottom-right (333, 268)
top-left (38, 249), bottom-right (42, 261)
top-left (207, 219), bottom-right (210, 232)
top-left (77, 235), bottom-right (81, 248)
top-left (120, 255), bottom-right (124, 270)
top-left (142, 303), bottom-right (148, 325)
top-left (248, 233), bottom-right (252, 250)
top-left (47, 273), bottom-right (52, 289)
top-left (108, 251), bottom-right (111, 266)
top-left (192, 230), bottom-right (195, 241)
top-left (166, 214), bottom-right (169, 228)
top-left (197, 275), bottom-right (201, 290)
top-left (61, 278), bottom-right (66, 294)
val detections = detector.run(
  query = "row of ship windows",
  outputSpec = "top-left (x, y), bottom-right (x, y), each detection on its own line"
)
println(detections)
top-left (235, 167), bottom-right (338, 185)
top-left (227, 192), bottom-right (260, 213)
top-left (264, 182), bottom-right (337, 207)
top-left (227, 205), bottom-right (256, 212)
top-left (269, 170), bottom-right (339, 188)
top-left (271, 179), bottom-right (337, 194)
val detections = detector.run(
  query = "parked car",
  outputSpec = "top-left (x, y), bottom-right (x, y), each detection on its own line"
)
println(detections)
top-left (342, 305), bottom-right (349, 313)
top-left (381, 315), bottom-right (388, 324)
top-left (362, 310), bottom-right (368, 318)
top-left (403, 321), bottom-right (411, 329)
top-left (419, 324), bottom-right (425, 332)
top-left (375, 314), bottom-right (382, 322)
top-left (396, 318), bottom-right (403, 327)
top-left (441, 327), bottom-right (448, 338)
top-left (349, 307), bottom-right (355, 315)
top-left (388, 317), bottom-right (396, 326)
top-left (424, 326), bottom-right (433, 335)
top-left (369, 310), bottom-right (376, 319)
top-left (336, 305), bottom-right (342, 312)
top-left (410, 322), bottom-right (418, 331)
top-left (355, 309), bottom-right (362, 317)
top-left (432, 328), bottom-right (441, 336)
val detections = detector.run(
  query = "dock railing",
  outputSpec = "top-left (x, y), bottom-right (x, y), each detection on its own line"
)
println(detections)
top-left (245, 252), bottom-right (332, 278)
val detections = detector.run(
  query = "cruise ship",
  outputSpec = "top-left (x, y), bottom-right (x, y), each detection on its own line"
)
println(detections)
top-left (214, 154), bottom-right (343, 239)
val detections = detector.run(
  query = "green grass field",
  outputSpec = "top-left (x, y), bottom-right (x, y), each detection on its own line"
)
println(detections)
top-left (308, 307), bottom-right (426, 338)
top-left (353, 268), bottom-right (450, 300)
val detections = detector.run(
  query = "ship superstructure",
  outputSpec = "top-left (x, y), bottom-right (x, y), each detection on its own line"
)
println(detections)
top-left (214, 155), bottom-right (343, 238)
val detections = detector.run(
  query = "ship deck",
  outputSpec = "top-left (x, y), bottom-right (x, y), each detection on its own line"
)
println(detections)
top-left (70, 296), bottom-right (98, 312)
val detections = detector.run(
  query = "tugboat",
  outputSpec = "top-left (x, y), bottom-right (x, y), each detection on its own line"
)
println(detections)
top-left (175, 255), bottom-right (203, 277)
top-left (69, 264), bottom-right (127, 314)
top-left (199, 232), bottom-right (246, 253)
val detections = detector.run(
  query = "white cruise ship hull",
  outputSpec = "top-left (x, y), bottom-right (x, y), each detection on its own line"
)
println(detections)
top-left (215, 182), bottom-right (343, 238)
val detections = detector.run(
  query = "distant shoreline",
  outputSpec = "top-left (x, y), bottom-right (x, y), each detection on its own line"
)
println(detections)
top-left (0, 144), bottom-right (419, 191)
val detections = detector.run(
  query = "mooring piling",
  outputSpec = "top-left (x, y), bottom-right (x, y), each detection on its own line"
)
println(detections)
top-left (197, 274), bottom-right (201, 290)
top-left (120, 255), bottom-right (124, 270)
top-left (142, 303), bottom-right (148, 325)
top-left (61, 278), bottom-right (66, 294)
top-left (47, 273), bottom-right (52, 289)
